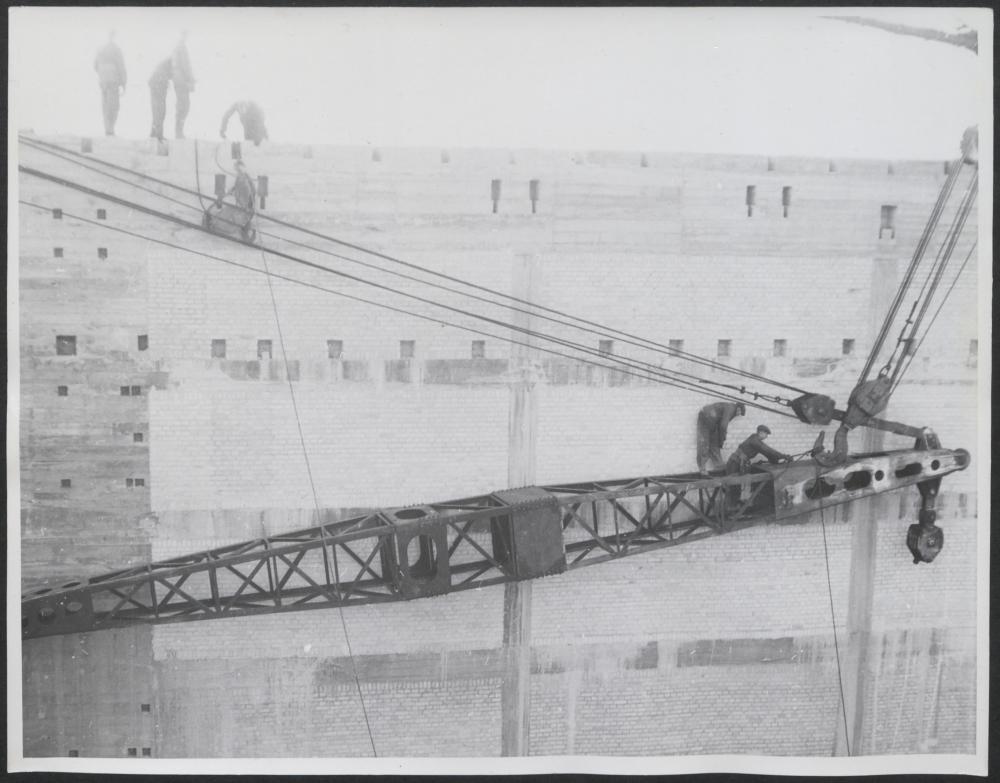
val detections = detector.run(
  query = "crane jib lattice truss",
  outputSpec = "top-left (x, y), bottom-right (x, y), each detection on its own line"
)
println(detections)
top-left (23, 447), bottom-right (968, 640)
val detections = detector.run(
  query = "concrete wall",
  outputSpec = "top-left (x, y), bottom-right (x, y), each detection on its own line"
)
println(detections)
top-left (18, 135), bottom-right (981, 758)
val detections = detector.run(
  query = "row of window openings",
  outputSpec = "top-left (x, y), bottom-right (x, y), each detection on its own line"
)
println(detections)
top-left (743, 189), bottom-right (900, 235)
top-left (53, 247), bottom-right (109, 259)
top-left (69, 748), bottom-right (152, 758)
top-left (57, 336), bottom-right (980, 366)
top-left (55, 335), bottom-right (147, 355)
top-left (60, 477), bottom-right (145, 488)
top-left (490, 180), bottom-right (541, 214)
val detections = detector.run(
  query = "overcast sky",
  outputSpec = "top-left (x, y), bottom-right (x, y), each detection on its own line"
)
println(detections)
top-left (8, 7), bottom-right (991, 160)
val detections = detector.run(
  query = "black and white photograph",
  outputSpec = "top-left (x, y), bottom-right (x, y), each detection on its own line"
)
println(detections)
top-left (7, 5), bottom-right (991, 775)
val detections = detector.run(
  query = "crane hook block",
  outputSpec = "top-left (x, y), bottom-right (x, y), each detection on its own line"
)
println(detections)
top-left (790, 393), bottom-right (837, 425)
top-left (843, 376), bottom-right (893, 427)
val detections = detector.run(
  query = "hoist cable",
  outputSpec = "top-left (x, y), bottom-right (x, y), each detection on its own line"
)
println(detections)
top-left (18, 166), bottom-right (798, 412)
top-left (256, 236), bottom-right (378, 757)
top-left (890, 240), bottom-right (977, 394)
top-left (879, 169), bottom-right (977, 383)
top-left (816, 468), bottom-right (851, 756)
top-left (18, 134), bottom-right (810, 394)
top-left (888, 173), bottom-right (977, 387)
top-left (859, 159), bottom-right (964, 383)
top-left (20, 197), bottom-right (795, 418)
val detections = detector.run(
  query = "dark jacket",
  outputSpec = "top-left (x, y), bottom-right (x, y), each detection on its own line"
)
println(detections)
top-left (697, 402), bottom-right (742, 445)
top-left (94, 41), bottom-right (127, 87)
top-left (148, 57), bottom-right (172, 88)
top-left (732, 434), bottom-right (788, 466)
top-left (220, 101), bottom-right (268, 145)
top-left (171, 42), bottom-right (195, 90)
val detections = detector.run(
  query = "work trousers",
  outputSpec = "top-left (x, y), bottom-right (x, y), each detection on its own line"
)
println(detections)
top-left (696, 413), bottom-right (724, 473)
top-left (149, 81), bottom-right (168, 140)
top-left (174, 86), bottom-right (192, 138)
top-left (100, 84), bottom-right (121, 135)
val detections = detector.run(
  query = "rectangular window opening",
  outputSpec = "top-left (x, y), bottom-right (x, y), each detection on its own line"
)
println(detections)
top-left (745, 185), bottom-right (756, 217)
top-left (57, 385), bottom-right (69, 396)
top-left (668, 339), bottom-right (684, 354)
top-left (130, 385), bottom-right (142, 396)
top-left (491, 179), bottom-right (502, 214)
top-left (781, 186), bottom-right (792, 218)
top-left (880, 205), bottom-right (897, 239)
top-left (97, 209), bottom-right (107, 220)
top-left (211, 339), bottom-right (227, 359)
top-left (98, 247), bottom-right (108, 259)
top-left (54, 247), bottom-right (64, 257)
top-left (140, 703), bottom-right (151, 712)
top-left (137, 334), bottom-right (148, 351)
top-left (126, 478), bottom-right (134, 488)
top-left (53, 208), bottom-right (63, 220)
top-left (598, 339), bottom-right (614, 355)
top-left (471, 340), bottom-right (485, 359)
top-left (842, 339), bottom-right (855, 356)
top-left (969, 339), bottom-right (978, 356)
top-left (142, 748), bottom-right (152, 757)
top-left (68, 750), bottom-right (79, 757)
top-left (136, 478), bottom-right (145, 487)
top-left (56, 335), bottom-right (77, 356)
top-left (773, 339), bottom-right (787, 357)
top-left (127, 748), bottom-right (137, 757)
top-left (120, 386), bottom-right (130, 396)
top-left (399, 340), bottom-right (415, 359)
top-left (327, 339), bottom-right (343, 359)
top-left (61, 478), bottom-right (72, 488)
top-left (257, 339), bottom-right (273, 360)
top-left (717, 339), bottom-right (732, 358)
top-left (134, 432), bottom-right (144, 443)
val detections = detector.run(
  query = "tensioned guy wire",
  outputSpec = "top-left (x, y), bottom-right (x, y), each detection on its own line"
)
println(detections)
top-left (18, 134), bottom-right (810, 394)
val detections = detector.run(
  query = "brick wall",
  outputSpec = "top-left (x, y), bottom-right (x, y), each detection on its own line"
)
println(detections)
top-left (18, 135), bottom-right (981, 758)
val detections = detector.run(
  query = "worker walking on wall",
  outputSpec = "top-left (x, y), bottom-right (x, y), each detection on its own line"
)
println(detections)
top-left (725, 425), bottom-right (792, 510)
top-left (147, 56), bottom-right (172, 141)
top-left (171, 31), bottom-right (196, 139)
top-left (696, 401), bottom-right (745, 475)
top-left (220, 100), bottom-right (269, 146)
top-left (94, 31), bottom-right (127, 136)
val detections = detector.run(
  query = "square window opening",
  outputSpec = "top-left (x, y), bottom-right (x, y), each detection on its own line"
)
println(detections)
top-left (127, 748), bottom-right (137, 757)
top-left (211, 339), bottom-right (227, 359)
top-left (717, 339), bottom-right (732, 358)
top-left (134, 432), bottom-right (144, 442)
top-left (773, 339), bottom-right (787, 357)
top-left (327, 339), bottom-right (344, 359)
top-left (471, 340), bottom-right (485, 359)
top-left (136, 478), bottom-right (145, 487)
top-left (598, 339), bottom-right (614, 355)
top-left (257, 339), bottom-right (273, 360)
top-left (130, 385), bottom-right (142, 396)
top-left (399, 340), bottom-right (416, 359)
top-left (54, 247), bottom-right (64, 258)
top-left (98, 247), bottom-right (108, 259)
top-left (140, 703), bottom-right (151, 712)
top-left (668, 339), bottom-right (684, 354)
top-left (142, 748), bottom-right (152, 757)
top-left (120, 386), bottom-right (130, 396)
top-left (61, 478), bottom-right (72, 488)
top-left (126, 478), bottom-right (134, 488)
top-left (57, 385), bottom-right (69, 396)
top-left (56, 335), bottom-right (77, 356)
top-left (842, 339), bottom-right (855, 356)
top-left (97, 209), bottom-right (107, 220)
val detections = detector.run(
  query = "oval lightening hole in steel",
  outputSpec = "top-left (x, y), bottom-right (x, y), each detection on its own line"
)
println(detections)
top-left (395, 508), bottom-right (428, 520)
top-left (804, 478), bottom-right (837, 500)
top-left (65, 601), bottom-right (84, 614)
top-left (895, 463), bottom-right (922, 479)
top-left (843, 471), bottom-right (872, 491)
top-left (33, 587), bottom-right (52, 596)
top-left (62, 581), bottom-right (82, 589)
top-left (405, 534), bottom-right (437, 581)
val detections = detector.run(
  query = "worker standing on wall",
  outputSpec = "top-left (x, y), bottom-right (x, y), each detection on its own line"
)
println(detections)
top-left (696, 401), bottom-right (745, 475)
top-left (725, 425), bottom-right (792, 509)
top-left (147, 56), bottom-right (172, 141)
top-left (220, 100), bottom-right (269, 146)
top-left (94, 31), bottom-right (127, 136)
top-left (171, 31), bottom-right (196, 139)
top-left (227, 160), bottom-right (257, 213)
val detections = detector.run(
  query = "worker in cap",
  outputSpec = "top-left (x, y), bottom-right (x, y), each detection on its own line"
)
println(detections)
top-left (724, 424), bottom-right (792, 511)
top-left (94, 30), bottom-right (127, 136)
top-left (696, 401), bottom-right (746, 475)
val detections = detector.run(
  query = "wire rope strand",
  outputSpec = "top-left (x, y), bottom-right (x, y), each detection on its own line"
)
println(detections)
top-left (816, 468), bottom-right (851, 756)
top-left (18, 198), bottom-right (795, 418)
top-left (16, 171), bottom-right (798, 415)
top-left (17, 134), bottom-right (810, 394)
top-left (257, 238), bottom-right (378, 757)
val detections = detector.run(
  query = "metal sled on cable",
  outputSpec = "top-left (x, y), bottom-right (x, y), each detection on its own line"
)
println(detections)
top-left (202, 199), bottom-right (257, 244)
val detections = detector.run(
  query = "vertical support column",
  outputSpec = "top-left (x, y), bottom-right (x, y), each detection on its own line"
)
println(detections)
top-left (501, 253), bottom-right (538, 756)
top-left (834, 255), bottom-right (897, 756)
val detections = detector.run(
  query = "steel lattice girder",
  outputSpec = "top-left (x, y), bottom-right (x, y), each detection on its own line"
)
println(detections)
top-left (21, 447), bottom-right (968, 640)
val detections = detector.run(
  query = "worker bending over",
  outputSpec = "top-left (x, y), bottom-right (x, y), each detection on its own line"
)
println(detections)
top-left (227, 160), bottom-right (257, 213)
top-left (220, 100), bottom-right (269, 146)
top-left (696, 401), bottom-right (745, 475)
